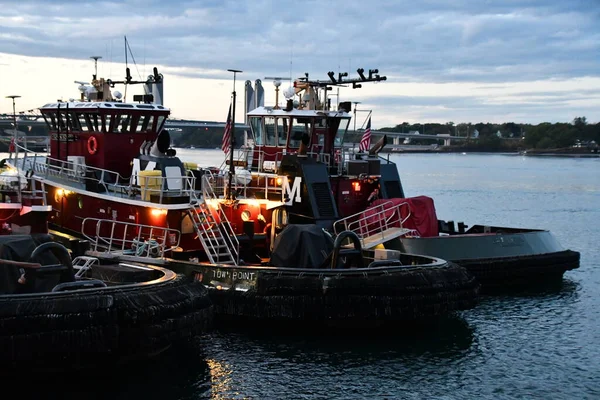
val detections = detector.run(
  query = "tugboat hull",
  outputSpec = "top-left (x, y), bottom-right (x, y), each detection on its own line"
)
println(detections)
top-left (0, 235), bottom-right (213, 371)
top-left (165, 253), bottom-right (480, 327)
top-left (394, 228), bottom-right (580, 292)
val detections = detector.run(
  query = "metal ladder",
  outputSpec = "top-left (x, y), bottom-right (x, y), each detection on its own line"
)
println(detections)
top-left (188, 176), bottom-right (239, 265)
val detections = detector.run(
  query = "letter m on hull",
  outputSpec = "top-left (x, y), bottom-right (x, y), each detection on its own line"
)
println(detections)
top-left (282, 176), bottom-right (302, 205)
top-left (281, 160), bottom-right (339, 229)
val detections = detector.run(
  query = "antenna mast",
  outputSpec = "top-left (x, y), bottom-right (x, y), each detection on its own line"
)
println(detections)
top-left (90, 56), bottom-right (102, 79)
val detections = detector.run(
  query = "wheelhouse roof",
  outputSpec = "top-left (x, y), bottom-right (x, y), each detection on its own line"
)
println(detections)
top-left (39, 101), bottom-right (169, 112)
top-left (246, 106), bottom-right (350, 118)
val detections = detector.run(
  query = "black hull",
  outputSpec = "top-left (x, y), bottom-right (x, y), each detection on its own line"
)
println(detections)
top-left (0, 273), bottom-right (213, 371)
top-left (395, 228), bottom-right (580, 293)
top-left (455, 249), bottom-right (580, 293)
top-left (169, 259), bottom-right (480, 327)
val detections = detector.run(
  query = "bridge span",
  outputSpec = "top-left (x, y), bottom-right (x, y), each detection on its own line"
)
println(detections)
top-left (164, 119), bottom-right (477, 146)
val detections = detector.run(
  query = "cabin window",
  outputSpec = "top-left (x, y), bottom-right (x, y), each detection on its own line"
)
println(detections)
top-left (118, 115), bottom-right (132, 133)
top-left (102, 114), bottom-right (113, 133)
top-left (109, 114), bottom-right (120, 132)
top-left (264, 117), bottom-right (277, 146)
top-left (138, 115), bottom-right (154, 132)
top-left (290, 118), bottom-right (310, 149)
top-left (156, 116), bottom-right (166, 132)
top-left (250, 117), bottom-right (263, 145)
top-left (42, 114), bottom-right (51, 130)
top-left (91, 114), bottom-right (100, 132)
top-left (56, 112), bottom-right (66, 130)
top-left (277, 118), bottom-right (289, 147)
top-left (130, 115), bottom-right (140, 133)
top-left (335, 118), bottom-right (350, 146)
top-left (109, 114), bottom-right (124, 133)
top-left (46, 113), bottom-right (57, 130)
top-left (83, 114), bottom-right (94, 132)
top-left (77, 114), bottom-right (89, 132)
top-left (68, 112), bottom-right (82, 131)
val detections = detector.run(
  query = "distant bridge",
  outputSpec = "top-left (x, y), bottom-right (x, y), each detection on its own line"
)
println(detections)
top-left (2, 116), bottom-right (520, 148)
top-left (165, 120), bottom-right (481, 146)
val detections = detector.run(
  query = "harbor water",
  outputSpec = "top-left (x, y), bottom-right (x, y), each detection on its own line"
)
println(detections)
top-left (11, 150), bottom-right (600, 399)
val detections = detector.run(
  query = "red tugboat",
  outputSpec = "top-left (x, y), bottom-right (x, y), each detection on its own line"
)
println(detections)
top-left (208, 70), bottom-right (579, 293)
top-left (238, 73), bottom-right (580, 293)
top-left (9, 65), bottom-right (479, 327)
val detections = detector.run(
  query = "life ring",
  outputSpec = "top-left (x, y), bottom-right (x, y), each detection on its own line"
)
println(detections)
top-left (87, 135), bottom-right (98, 155)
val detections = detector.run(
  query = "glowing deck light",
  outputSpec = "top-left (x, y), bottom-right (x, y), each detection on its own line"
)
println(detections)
top-left (151, 208), bottom-right (167, 217)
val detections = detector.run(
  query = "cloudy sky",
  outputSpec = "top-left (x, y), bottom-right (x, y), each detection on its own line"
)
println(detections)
top-left (1, 0), bottom-right (599, 128)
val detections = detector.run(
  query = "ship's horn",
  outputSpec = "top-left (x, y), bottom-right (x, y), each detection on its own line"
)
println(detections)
top-left (368, 134), bottom-right (387, 156)
top-left (298, 133), bottom-right (310, 156)
top-left (150, 129), bottom-right (171, 157)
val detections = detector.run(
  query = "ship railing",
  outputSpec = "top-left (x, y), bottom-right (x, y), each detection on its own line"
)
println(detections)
top-left (9, 146), bottom-right (197, 204)
top-left (0, 175), bottom-right (26, 206)
top-left (199, 169), bottom-right (226, 198)
top-left (202, 166), bottom-right (284, 201)
top-left (221, 148), bottom-right (251, 172)
top-left (200, 174), bottom-right (240, 264)
top-left (132, 173), bottom-right (197, 204)
top-left (333, 201), bottom-right (417, 245)
top-left (81, 217), bottom-right (181, 258)
top-left (10, 149), bottom-right (131, 194)
top-left (243, 146), bottom-right (349, 175)
top-left (1, 152), bottom-right (50, 206)
top-left (19, 174), bottom-right (50, 206)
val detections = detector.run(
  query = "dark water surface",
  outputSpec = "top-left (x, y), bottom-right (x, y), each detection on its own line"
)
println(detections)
top-left (12, 152), bottom-right (600, 399)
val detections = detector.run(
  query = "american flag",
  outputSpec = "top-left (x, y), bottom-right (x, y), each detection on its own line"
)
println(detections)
top-left (358, 117), bottom-right (372, 152)
top-left (221, 103), bottom-right (232, 153)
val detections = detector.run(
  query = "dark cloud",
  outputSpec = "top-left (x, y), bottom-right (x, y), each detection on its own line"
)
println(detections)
top-left (1, 0), bottom-right (599, 123)
top-left (0, 0), bottom-right (598, 81)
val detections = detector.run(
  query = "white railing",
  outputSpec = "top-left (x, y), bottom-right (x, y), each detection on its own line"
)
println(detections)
top-left (9, 143), bottom-right (197, 204)
top-left (200, 167), bottom-right (284, 201)
top-left (333, 200), bottom-right (417, 240)
top-left (134, 173), bottom-right (197, 203)
top-left (81, 217), bottom-right (181, 258)
top-left (0, 167), bottom-right (49, 206)
top-left (240, 145), bottom-right (382, 176)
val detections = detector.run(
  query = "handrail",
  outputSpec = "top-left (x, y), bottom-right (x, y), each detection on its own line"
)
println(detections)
top-left (9, 144), bottom-right (196, 204)
top-left (242, 146), bottom-right (361, 176)
top-left (200, 175), bottom-right (240, 264)
top-left (199, 167), bottom-right (283, 201)
top-left (0, 165), bottom-right (49, 207)
top-left (333, 200), bottom-right (414, 239)
top-left (81, 217), bottom-right (181, 258)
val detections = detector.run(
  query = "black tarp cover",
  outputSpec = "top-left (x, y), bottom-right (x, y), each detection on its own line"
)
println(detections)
top-left (0, 234), bottom-right (62, 294)
top-left (270, 224), bottom-right (334, 268)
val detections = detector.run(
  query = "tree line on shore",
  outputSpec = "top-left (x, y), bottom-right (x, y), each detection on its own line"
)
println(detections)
top-left (367, 117), bottom-right (599, 152)
top-left (176, 117), bottom-right (599, 152)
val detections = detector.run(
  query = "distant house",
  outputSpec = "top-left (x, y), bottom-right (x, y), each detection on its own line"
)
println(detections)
top-left (472, 129), bottom-right (479, 138)
top-left (496, 130), bottom-right (502, 138)
top-left (408, 130), bottom-right (420, 135)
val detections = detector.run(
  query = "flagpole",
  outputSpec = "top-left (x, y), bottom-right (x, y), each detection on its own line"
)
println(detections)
top-left (6, 95), bottom-right (21, 160)
top-left (227, 69), bottom-right (242, 200)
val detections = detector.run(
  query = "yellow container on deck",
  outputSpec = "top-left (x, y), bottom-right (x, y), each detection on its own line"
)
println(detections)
top-left (139, 170), bottom-right (162, 201)
top-left (183, 162), bottom-right (199, 171)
